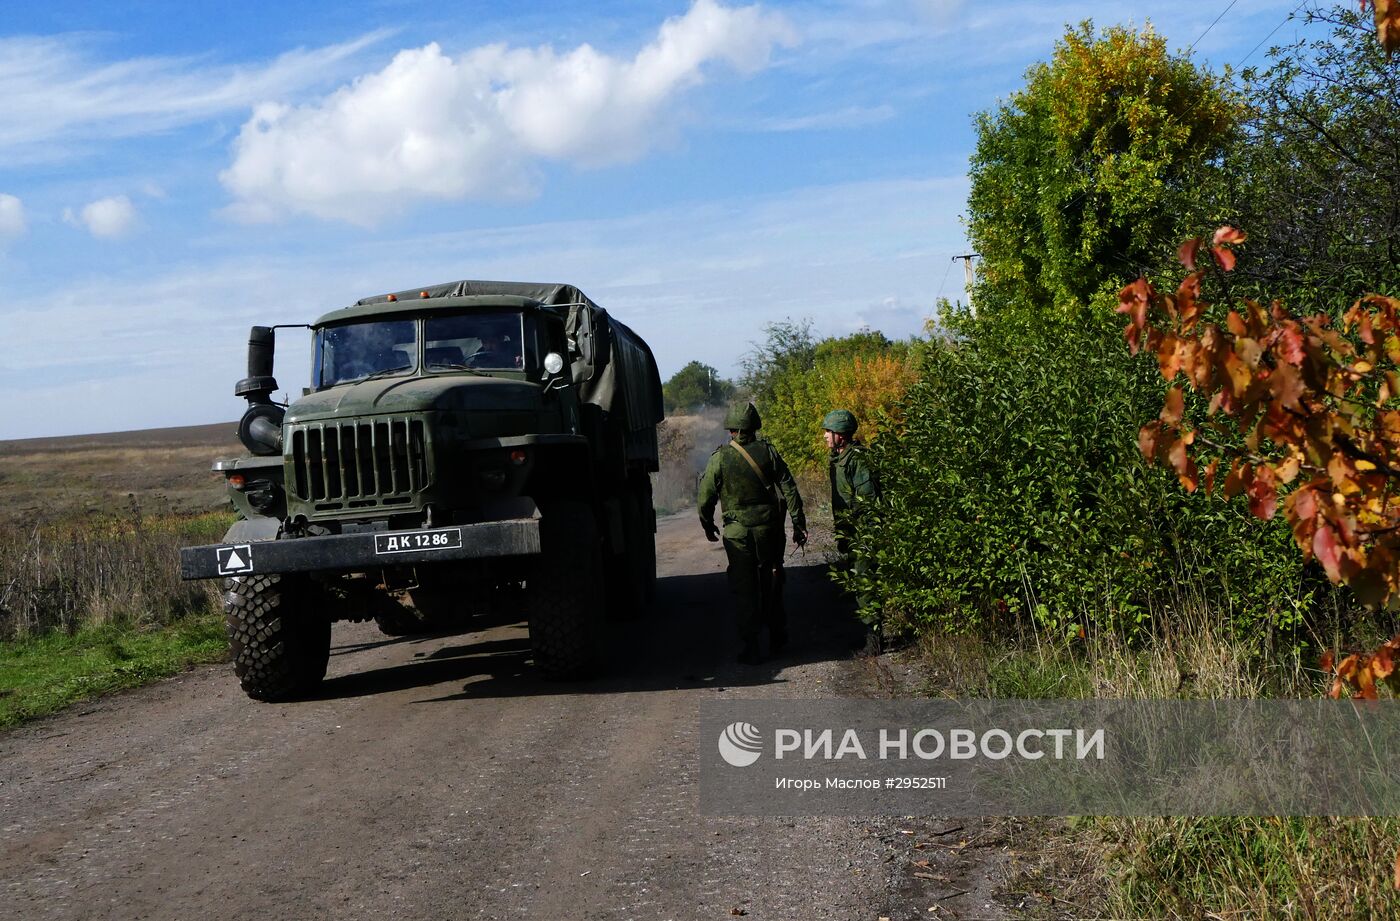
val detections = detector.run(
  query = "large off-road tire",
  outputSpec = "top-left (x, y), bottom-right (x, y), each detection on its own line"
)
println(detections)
top-left (636, 478), bottom-right (658, 605)
top-left (224, 573), bottom-right (332, 701)
top-left (526, 502), bottom-right (602, 679)
top-left (604, 479), bottom-right (656, 620)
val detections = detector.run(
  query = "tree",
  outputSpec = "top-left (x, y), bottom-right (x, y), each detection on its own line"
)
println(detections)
top-left (662, 361), bottom-right (734, 414)
top-left (967, 23), bottom-right (1238, 318)
top-left (1225, 5), bottom-right (1400, 315)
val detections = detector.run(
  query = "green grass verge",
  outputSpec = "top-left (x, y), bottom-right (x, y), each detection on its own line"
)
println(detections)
top-left (0, 614), bottom-right (228, 729)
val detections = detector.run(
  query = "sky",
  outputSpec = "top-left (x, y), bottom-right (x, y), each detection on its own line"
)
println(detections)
top-left (0, 0), bottom-right (1321, 439)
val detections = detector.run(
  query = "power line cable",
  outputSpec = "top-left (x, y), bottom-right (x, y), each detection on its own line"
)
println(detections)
top-left (1188, 0), bottom-right (1240, 53)
top-left (1238, 1), bottom-right (1308, 69)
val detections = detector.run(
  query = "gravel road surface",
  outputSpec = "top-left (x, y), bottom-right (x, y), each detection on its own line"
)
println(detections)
top-left (0, 515), bottom-right (1015, 921)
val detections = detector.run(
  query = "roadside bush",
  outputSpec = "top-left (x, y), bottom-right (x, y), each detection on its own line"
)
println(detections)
top-left (854, 300), bottom-right (1342, 640)
top-left (742, 322), bottom-right (919, 473)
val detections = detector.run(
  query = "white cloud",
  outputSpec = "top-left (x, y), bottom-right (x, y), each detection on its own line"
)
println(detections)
top-left (1, 172), bottom-right (969, 437)
top-left (67, 195), bottom-right (137, 238)
top-left (0, 193), bottom-right (26, 241)
top-left (761, 104), bottom-right (895, 132)
top-left (220, 0), bottom-right (797, 223)
top-left (0, 31), bottom-right (386, 163)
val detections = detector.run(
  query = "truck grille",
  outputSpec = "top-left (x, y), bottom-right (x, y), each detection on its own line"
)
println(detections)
top-left (289, 417), bottom-right (431, 511)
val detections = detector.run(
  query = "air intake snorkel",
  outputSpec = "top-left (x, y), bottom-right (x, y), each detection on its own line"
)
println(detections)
top-left (235, 326), bottom-right (285, 456)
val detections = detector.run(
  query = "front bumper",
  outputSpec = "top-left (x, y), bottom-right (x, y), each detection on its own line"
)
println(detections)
top-left (179, 519), bottom-right (541, 580)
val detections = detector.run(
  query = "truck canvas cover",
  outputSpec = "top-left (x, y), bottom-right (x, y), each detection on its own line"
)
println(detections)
top-left (354, 281), bottom-right (664, 440)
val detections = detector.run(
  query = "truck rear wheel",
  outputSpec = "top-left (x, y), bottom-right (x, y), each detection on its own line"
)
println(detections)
top-left (224, 573), bottom-right (331, 701)
top-left (527, 502), bottom-right (601, 679)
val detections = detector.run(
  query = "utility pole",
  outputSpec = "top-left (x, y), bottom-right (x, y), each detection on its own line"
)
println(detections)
top-left (954, 253), bottom-right (979, 313)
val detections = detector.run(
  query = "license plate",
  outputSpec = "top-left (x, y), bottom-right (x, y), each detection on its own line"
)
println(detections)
top-left (374, 527), bottom-right (464, 555)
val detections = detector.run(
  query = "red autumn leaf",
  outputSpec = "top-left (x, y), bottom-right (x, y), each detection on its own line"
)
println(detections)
top-left (1157, 333), bottom-right (1183, 380)
top-left (1275, 325), bottom-right (1306, 366)
top-left (1161, 386), bottom-right (1185, 425)
top-left (1358, 663), bottom-right (1379, 700)
top-left (1167, 437), bottom-right (1198, 492)
top-left (1293, 486), bottom-right (1319, 521)
top-left (1213, 245), bottom-right (1237, 272)
top-left (1138, 423), bottom-right (1159, 462)
top-left (1213, 226), bottom-right (1247, 245)
top-left (1117, 279), bottom-right (1152, 355)
top-left (1268, 363), bottom-right (1306, 411)
top-left (1315, 523), bottom-right (1344, 582)
top-left (1204, 458), bottom-right (1220, 494)
top-left (1368, 0), bottom-right (1400, 54)
top-left (1246, 464), bottom-right (1277, 519)
top-left (1373, 643), bottom-right (1395, 680)
top-left (1320, 650), bottom-right (1335, 674)
top-left (1178, 238), bottom-right (1201, 270)
top-left (1223, 460), bottom-right (1247, 498)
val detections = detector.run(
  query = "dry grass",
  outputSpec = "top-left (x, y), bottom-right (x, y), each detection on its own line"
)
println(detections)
top-left (0, 422), bottom-right (241, 640)
top-left (910, 604), bottom-right (1400, 919)
top-left (0, 422), bottom-right (240, 526)
top-left (0, 507), bottom-right (232, 640)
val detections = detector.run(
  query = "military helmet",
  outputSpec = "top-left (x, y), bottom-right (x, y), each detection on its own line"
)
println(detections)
top-left (724, 401), bottom-right (762, 432)
top-left (822, 409), bottom-right (858, 436)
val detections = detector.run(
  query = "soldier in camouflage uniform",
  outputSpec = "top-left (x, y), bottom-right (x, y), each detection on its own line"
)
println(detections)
top-left (698, 402), bottom-right (807, 664)
top-left (823, 409), bottom-right (883, 654)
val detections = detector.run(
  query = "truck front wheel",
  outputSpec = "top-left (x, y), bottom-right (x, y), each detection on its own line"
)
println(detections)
top-left (526, 503), bottom-right (602, 679)
top-left (224, 573), bottom-right (332, 701)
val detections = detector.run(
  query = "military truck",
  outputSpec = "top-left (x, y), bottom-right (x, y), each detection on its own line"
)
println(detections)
top-left (180, 281), bottom-right (664, 701)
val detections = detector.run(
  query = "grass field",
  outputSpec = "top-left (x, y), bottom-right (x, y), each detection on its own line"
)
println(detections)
top-left (0, 422), bottom-right (240, 725)
top-left (0, 421), bottom-right (242, 525)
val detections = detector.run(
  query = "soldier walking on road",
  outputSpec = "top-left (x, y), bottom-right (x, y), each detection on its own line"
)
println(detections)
top-left (822, 409), bottom-right (883, 654)
top-left (698, 402), bottom-right (807, 665)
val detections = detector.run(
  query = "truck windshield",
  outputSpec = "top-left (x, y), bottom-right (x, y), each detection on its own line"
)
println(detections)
top-left (424, 309), bottom-right (528, 371)
top-left (315, 319), bottom-right (418, 387)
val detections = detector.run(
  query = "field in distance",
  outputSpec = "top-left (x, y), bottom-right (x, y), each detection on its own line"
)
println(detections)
top-left (0, 422), bottom-right (242, 525)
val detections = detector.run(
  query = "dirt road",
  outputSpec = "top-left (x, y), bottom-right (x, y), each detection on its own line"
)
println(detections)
top-left (0, 515), bottom-right (1013, 921)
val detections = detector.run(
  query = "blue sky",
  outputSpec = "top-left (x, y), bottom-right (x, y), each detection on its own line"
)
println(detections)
top-left (0, 0), bottom-right (1315, 438)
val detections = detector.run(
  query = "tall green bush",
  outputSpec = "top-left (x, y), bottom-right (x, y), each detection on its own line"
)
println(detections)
top-left (742, 323), bottom-right (919, 472)
top-left (854, 301), bottom-right (1332, 640)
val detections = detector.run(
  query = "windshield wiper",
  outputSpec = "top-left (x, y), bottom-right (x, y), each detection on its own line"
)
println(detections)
top-left (426, 362), bottom-right (488, 376)
top-left (349, 365), bottom-right (414, 384)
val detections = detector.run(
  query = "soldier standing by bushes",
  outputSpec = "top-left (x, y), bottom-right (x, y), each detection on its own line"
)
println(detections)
top-left (698, 402), bottom-right (807, 665)
top-left (823, 409), bottom-right (883, 654)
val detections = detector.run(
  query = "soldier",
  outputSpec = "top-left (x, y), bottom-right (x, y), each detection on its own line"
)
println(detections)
top-left (698, 402), bottom-right (807, 664)
top-left (822, 409), bottom-right (883, 654)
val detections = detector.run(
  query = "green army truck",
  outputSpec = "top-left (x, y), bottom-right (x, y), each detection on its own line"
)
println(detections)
top-left (180, 280), bottom-right (664, 701)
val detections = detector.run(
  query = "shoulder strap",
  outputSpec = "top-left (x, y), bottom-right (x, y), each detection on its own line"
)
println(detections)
top-left (729, 440), bottom-right (773, 490)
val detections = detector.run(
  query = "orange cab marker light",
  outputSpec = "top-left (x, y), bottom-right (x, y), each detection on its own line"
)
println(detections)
top-left (228, 473), bottom-right (246, 489)
top-left (386, 293), bottom-right (397, 302)
top-left (420, 291), bottom-right (430, 298)
top-left (509, 449), bottom-right (527, 465)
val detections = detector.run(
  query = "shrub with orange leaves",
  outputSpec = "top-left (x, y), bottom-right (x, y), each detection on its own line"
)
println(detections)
top-left (1121, 227), bottom-right (1400, 610)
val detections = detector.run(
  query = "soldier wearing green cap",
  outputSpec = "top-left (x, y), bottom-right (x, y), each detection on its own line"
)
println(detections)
top-left (823, 409), bottom-right (883, 653)
top-left (698, 402), bottom-right (807, 664)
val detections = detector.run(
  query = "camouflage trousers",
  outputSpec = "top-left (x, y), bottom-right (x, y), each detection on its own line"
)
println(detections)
top-left (721, 523), bottom-right (787, 650)
top-left (836, 529), bottom-right (878, 628)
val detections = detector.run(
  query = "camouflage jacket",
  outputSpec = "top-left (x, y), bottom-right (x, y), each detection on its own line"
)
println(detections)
top-left (698, 434), bottom-right (806, 533)
top-left (829, 443), bottom-right (879, 531)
